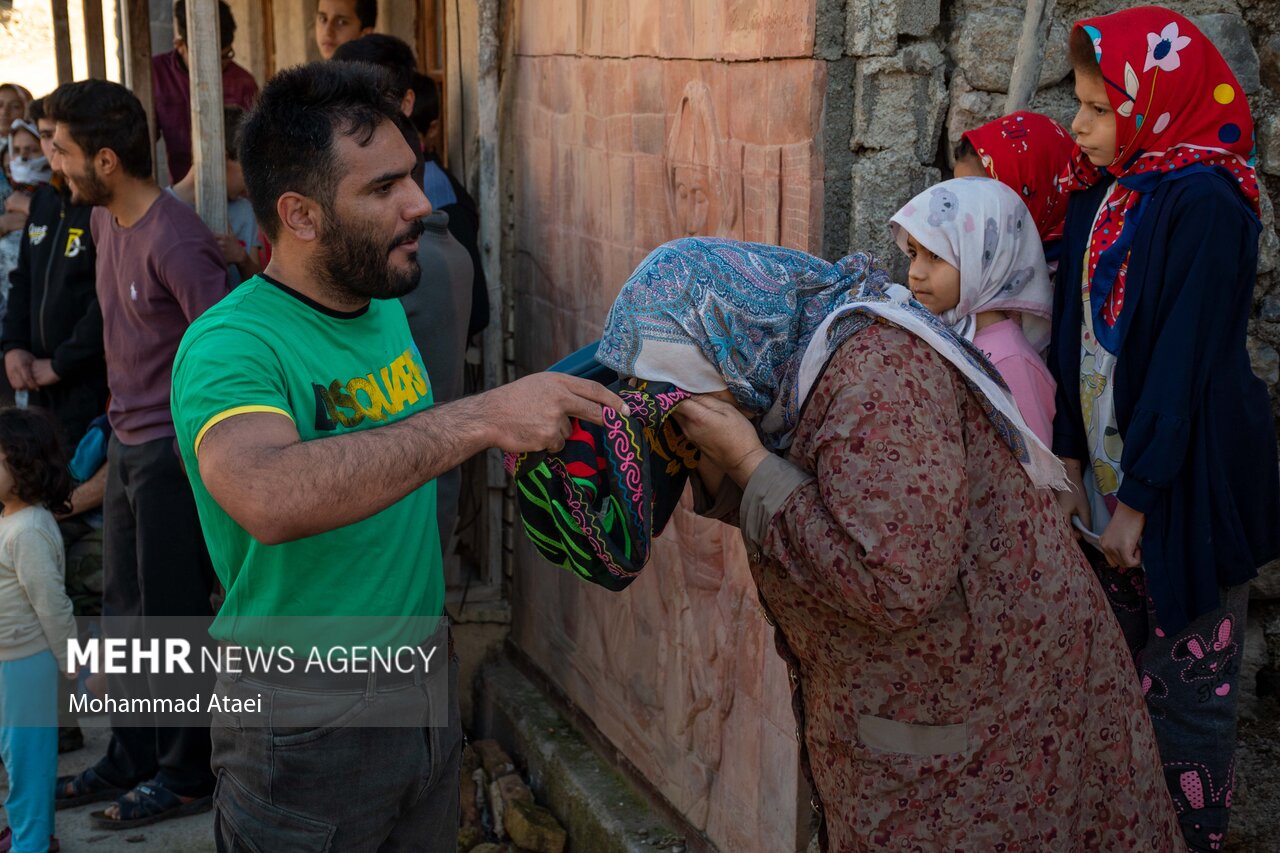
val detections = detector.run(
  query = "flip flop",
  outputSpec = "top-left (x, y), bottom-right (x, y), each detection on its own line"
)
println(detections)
top-left (90, 782), bottom-right (213, 831)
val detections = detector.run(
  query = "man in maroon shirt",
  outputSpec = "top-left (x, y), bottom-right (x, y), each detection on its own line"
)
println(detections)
top-left (152, 0), bottom-right (258, 183)
top-left (46, 79), bottom-right (228, 830)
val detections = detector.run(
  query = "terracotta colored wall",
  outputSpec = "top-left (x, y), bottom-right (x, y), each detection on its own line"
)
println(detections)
top-left (508, 2), bottom-right (826, 850)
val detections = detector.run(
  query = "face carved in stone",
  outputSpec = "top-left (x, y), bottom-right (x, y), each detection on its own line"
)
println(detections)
top-left (665, 81), bottom-right (737, 239)
top-left (672, 163), bottom-right (716, 237)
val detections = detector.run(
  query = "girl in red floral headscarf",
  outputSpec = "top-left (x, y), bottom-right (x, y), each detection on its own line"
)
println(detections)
top-left (954, 111), bottom-right (1077, 267)
top-left (1049, 7), bottom-right (1280, 851)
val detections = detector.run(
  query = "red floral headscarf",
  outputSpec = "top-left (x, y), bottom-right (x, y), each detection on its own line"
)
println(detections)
top-left (1057, 6), bottom-right (1259, 353)
top-left (961, 111), bottom-right (1077, 243)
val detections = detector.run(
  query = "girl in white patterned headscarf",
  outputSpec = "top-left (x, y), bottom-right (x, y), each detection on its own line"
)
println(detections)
top-left (889, 177), bottom-right (1057, 444)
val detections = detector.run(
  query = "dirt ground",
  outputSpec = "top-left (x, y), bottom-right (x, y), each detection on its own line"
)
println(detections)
top-left (1229, 704), bottom-right (1280, 852)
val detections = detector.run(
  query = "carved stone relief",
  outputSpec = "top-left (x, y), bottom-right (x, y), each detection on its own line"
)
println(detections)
top-left (664, 80), bottom-right (743, 239)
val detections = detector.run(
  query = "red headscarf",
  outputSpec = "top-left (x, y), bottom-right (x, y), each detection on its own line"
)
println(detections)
top-left (961, 111), bottom-right (1077, 243)
top-left (1057, 6), bottom-right (1259, 352)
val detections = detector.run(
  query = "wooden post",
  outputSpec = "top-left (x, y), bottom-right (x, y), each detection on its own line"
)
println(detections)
top-left (237, 0), bottom-right (269, 84)
top-left (187, 0), bottom-right (228, 234)
top-left (83, 0), bottom-right (108, 79)
top-left (261, 0), bottom-right (276, 79)
top-left (121, 0), bottom-right (154, 166)
top-left (477, 0), bottom-right (510, 596)
top-left (1005, 0), bottom-right (1057, 113)
top-left (51, 0), bottom-right (75, 84)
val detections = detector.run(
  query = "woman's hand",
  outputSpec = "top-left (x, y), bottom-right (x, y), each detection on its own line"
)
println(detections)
top-left (1056, 457), bottom-right (1092, 536)
top-left (1100, 502), bottom-right (1145, 568)
top-left (671, 395), bottom-right (769, 488)
top-left (5, 191), bottom-right (31, 215)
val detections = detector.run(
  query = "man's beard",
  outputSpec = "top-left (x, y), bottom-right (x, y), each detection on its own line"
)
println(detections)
top-left (310, 210), bottom-right (426, 304)
top-left (66, 161), bottom-right (110, 206)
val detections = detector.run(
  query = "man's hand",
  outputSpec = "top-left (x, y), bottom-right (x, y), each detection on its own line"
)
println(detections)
top-left (1056, 457), bottom-right (1092, 537)
top-left (32, 358), bottom-right (60, 387)
top-left (671, 394), bottom-right (769, 488)
top-left (195, 373), bottom-right (628, 545)
top-left (1100, 501), bottom-right (1145, 568)
top-left (479, 373), bottom-right (629, 454)
top-left (4, 349), bottom-right (37, 391)
top-left (214, 232), bottom-right (249, 266)
top-left (0, 210), bottom-right (26, 236)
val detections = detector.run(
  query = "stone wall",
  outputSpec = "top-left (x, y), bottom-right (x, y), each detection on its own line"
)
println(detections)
top-left (822, 0), bottom-right (1280, 415)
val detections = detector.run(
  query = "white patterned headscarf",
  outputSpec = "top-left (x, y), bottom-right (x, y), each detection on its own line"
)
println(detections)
top-left (890, 177), bottom-right (1053, 352)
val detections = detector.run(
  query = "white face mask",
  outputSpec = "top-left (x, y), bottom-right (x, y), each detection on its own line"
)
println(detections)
top-left (8, 154), bottom-right (51, 186)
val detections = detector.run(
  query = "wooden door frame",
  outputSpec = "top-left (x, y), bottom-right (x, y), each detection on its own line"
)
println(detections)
top-left (416, 0), bottom-right (448, 167)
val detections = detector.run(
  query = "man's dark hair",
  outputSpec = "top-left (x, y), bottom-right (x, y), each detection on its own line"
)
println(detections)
top-left (409, 72), bottom-right (439, 135)
top-left (223, 104), bottom-right (245, 161)
top-left (354, 0), bottom-right (378, 29)
top-left (0, 407), bottom-right (72, 516)
top-left (174, 0), bottom-right (237, 50)
top-left (239, 61), bottom-right (402, 240)
top-left (45, 79), bottom-right (152, 178)
top-left (27, 97), bottom-right (45, 124)
top-left (332, 34), bottom-right (416, 101)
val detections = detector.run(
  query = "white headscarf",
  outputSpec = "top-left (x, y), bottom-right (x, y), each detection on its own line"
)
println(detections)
top-left (890, 177), bottom-right (1053, 352)
top-left (7, 118), bottom-right (51, 187)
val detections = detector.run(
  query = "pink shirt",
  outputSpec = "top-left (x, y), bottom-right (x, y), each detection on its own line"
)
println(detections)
top-left (152, 50), bottom-right (259, 183)
top-left (973, 318), bottom-right (1056, 446)
top-left (91, 192), bottom-right (230, 444)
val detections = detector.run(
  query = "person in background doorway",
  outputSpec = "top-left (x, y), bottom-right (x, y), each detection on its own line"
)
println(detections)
top-left (315, 0), bottom-right (377, 60)
top-left (0, 84), bottom-right (33, 204)
top-left (1, 118), bottom-right (52, 326)
top-left (410, 72), bottom-right (488, 338)
top-left (0, 84), bottom-right (31, 129)
top-left (165, 105), bottom-right (261, 286)
top-left (152, 0), bottom-right (258, 183)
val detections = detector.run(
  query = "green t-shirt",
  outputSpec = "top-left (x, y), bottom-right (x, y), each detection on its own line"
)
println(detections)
top-left (171, 275), bottom-right (443, 651)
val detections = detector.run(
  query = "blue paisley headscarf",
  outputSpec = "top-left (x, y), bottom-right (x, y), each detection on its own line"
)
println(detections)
top-left (597, 238), bottom-right (875, 444)
top-left (597, 237), bottom-right (1067, 489)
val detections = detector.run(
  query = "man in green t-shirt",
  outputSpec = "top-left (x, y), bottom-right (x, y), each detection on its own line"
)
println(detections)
top-left (170, 62), bottom-right (624, 852)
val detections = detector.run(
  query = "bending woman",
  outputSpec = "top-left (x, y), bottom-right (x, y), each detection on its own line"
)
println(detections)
top-left (596, 237), bottom-right (1181, 851)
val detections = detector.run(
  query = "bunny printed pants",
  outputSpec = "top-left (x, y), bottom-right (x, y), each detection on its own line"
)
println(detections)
top-left (1092, 555), bottom-right (1248, 853)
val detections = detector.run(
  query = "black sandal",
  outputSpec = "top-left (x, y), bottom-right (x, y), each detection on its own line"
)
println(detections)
top-left (90, 782), bottom-right (213, 830)
top-left (55, 766), bottom-right (126, 810)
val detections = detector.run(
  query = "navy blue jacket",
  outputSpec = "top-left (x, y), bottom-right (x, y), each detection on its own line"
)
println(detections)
top-left (1049, 169), bottom-right (1280, 632)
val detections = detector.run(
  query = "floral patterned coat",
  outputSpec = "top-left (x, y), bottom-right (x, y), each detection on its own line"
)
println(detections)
top-left (729, 323), bottom-right (1182, 852)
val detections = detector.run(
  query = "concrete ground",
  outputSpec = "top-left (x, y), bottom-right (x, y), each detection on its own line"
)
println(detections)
top-left (0, 722), bottom-right (215, 853)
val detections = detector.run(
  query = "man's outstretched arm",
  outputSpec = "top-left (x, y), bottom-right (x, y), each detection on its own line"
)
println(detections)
top-left (196, 373), bottom-right (627, 545)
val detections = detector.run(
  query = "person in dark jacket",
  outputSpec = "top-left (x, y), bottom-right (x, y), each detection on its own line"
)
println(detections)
top-left (330, 36), bottom-right (490, 338)
top-left (410, 71), bottom-right (488, 337)
top-left (1051, 10), bottom-right (1280, 850)
top-left (3, 97), bottom-right (106, 448)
